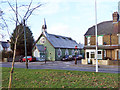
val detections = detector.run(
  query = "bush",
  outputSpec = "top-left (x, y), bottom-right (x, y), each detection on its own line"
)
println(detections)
top-left (2, 50), bottom-right (13, 58)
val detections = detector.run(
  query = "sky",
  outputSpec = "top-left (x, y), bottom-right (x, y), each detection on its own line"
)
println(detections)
top-left (0, 0), bottom-right (119, 44)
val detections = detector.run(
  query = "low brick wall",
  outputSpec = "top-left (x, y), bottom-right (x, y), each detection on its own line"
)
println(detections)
top-left (82, 59), bottom-right (120, 65)
top-left (81, 59), bottom-right (88, 64)
top-left (92, 59), bottom-right (109, 65)
top-left (108, 60), bottom-right (120, 65)
top-left (2, 58), bottom-right (8, 62)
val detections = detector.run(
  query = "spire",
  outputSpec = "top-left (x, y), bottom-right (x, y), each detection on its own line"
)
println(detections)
top-left (42, 18), bottom-right (47, 32)
top-left (44, 18), bottom-right (47, 29)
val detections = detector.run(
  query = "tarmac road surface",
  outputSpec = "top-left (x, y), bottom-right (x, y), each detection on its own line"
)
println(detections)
top-left (0, 61), bottom-right (119, 73)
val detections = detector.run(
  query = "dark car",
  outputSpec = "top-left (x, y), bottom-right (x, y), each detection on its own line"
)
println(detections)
top-left (73, 55), bottom-right (82, 60)
top-left (62, 55), bottom-right (69, 61)
top-left (22, 56), bottom-right (36, 62)
top-left (62, 55), bottom-right (73, 61)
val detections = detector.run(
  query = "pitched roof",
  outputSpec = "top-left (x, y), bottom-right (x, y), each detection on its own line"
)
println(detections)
top-left (36, 44), bottom-right (45, 52)
top-left (84, 21), bottom-right (114, 36)
top-left (36, 32), bottom-right (80, 49)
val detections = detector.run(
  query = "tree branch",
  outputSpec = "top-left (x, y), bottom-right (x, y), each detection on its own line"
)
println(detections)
top-left (23, 0), bottom-right (33, 20)
top-left (25, 3), bottom-right (43, 20)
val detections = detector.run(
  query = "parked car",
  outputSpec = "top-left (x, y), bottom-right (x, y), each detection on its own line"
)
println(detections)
top-left (73, 55), bottom-right (82, 60)
top-left (22, 56), bottom-right (36, 62)
top-left (69, 55), bottom-right (73, 60)
top-left (61, 55), bottom-right (73, 61)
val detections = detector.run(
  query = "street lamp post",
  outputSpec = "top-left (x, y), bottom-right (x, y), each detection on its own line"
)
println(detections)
top-left (23, 19), bottom-right (28, 69)
top-left (95, 0), bottom-right (98, 72)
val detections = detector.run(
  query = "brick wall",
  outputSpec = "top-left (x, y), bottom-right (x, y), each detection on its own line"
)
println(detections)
top-left (85, 37), bottom-right (87, 45)
top-left (106, 50), bottom-right (115, 60)
top-left (111, 35), bottom-right (118, 45)
top-left (90, 36), bottom-right (96, 45)
top-left (103, 35), bottom-right (111, 45)
top-left (85, 34), bottom-right (118, 46)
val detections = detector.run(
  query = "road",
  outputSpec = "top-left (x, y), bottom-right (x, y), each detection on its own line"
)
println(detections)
top-left (0, 61), bottom-right (119, 73)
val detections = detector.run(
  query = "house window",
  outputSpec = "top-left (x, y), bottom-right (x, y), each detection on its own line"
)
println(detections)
top-left (98, 51), bottom-right (101, 54)
top-left (97, 50), bottom-right (102, 59)
top-left (71, 50), bottom-right (75, 55)
top-left (57, 48), bottom-right (62, 57)
top-left (65, 49), bottom-right (69, 55)
top-left (98, 36), bottom-right (103, 45)
top-left (118, 36), bottom-right (120, 44)
top-left (87, 37), bottom-right (90, 46)
top-left (91, 52), bottom-right (95, 58)
top-left (78, 50), bottom-right (80, 55)
top-left (86, 52), bottom-right (89, 58)
top-left (119, 50), bottom-right (120, 59)
top-left (104, 50), bottom-right (106, 58)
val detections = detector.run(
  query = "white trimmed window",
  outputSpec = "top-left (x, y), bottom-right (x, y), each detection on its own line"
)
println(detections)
top-left (57, 48), bottom-right (62, 57)
top-left (98, 36), bottom-right (103, 45)
top-left (118, 36), bottom-right (120, 44)
top-left (104, 50), bottom-right (106, 58)
top-left (119, 50), bottom-right (120, 59)
top-left (97, 50), bottom-right (102, 59)
top-left (65, 49), bottom-right (69, 55)
top-left (78, 50), bottom-right (80, 55)
top-left (87, 37), bottom-right (90, 46)
top-left (71, 50), bottom-right (75, 55)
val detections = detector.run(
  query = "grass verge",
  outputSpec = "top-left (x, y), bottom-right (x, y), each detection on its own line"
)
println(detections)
top-left (2, 67), bottom-right (119, 88)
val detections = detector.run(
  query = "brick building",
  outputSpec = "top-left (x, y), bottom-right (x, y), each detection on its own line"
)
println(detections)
top-left (84, 12), bottom-right (120, 63)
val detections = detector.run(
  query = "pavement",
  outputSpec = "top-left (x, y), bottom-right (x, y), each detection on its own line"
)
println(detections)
top-left (0, 60), bottom-right (120, 73)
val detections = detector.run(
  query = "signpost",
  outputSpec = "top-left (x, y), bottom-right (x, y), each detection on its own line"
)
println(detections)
top-left (75, 46), bottom-right (77, 64)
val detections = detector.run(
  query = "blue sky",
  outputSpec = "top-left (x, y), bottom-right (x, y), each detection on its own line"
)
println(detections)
top-left (0, 0), bottom-right (119, 44)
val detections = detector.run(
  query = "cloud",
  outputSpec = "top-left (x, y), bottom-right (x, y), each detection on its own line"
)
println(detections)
top-left (48, 23), bottom-right (70, 35)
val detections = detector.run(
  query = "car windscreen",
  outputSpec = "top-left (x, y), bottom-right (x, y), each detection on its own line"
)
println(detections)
top-left (24, 56), bottom-right (31, 58)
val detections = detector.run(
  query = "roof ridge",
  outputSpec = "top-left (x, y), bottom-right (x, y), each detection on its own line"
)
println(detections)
top-left (48, 33), bottom-right (72, 39)
top-left (85, 20), bottom-right (114, 36)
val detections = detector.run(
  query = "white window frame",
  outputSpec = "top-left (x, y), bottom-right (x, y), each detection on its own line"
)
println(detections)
top-left (118, 35), bottom-right (120, 44)
top-left (98, 36), bottom-right (103, 45)
top-left (119, 50), bottom-right (120, 59)
top-left (87, 37), bottom-right (90, 46)
top-left (97, 50), bottom-right (102, 59)
top-left (65, 49), bottom-right (69, 55)
top-left (104, 50), bottom-right (106, 58)
top-left (57, 48), bottom-right (62, 57)
top-left (71, 49), bottom-right (75, 55)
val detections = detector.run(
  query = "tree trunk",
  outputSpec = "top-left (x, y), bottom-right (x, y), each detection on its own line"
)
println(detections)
top-left (8, 37), bottom-right (18, 89)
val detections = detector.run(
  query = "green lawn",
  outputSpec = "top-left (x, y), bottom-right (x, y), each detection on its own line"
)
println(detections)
top-left (1, 67), bottom-right (119, 88)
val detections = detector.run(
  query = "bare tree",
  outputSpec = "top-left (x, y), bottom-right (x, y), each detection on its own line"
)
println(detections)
top-left (1, 0), bottom-right (43, 89)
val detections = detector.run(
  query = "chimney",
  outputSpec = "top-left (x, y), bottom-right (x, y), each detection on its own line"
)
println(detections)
top-left (112, 12), bottom-right (119, 23)
top-left (112, 12), bottom-right (120, 34)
